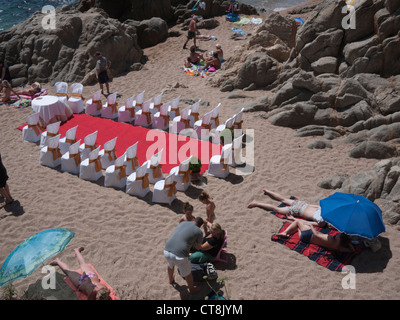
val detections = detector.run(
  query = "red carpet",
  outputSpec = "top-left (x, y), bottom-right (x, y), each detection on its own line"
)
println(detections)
top-left (18, 114), bottom-right (222, 173)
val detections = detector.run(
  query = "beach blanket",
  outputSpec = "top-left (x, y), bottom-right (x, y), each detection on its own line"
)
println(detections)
top-left (182, 63), bottom-right (217, 77)
top-left (63, 264), bottom-right (118, 300)
top-left (17, 114), bottom-right (222, 174)
top-left (231, 27), bottom-right (246, 35)
top-left (10, 88), bottom-right (48, 100)
top-left (233, 17), bottom-right (250, 25)
top-left (250, 17), bottom-right (263, 25)
top-left (1, 88), bottom-right (48, 109)
top-left (271, 222), bottom-right (362, 271)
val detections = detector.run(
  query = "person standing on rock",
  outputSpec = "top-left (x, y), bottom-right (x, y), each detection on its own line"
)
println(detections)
top-left (95, 52), bottom-right (111, 96)
top-left (183, 15), bottom-right (199, 50)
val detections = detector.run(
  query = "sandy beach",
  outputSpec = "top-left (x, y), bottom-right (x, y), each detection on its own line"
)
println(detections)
top-left (1, 0), bottom-right (400, 302)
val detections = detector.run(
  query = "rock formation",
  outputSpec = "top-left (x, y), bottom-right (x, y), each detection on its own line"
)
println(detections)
top-left (0, 6), bottom-right (143, 85)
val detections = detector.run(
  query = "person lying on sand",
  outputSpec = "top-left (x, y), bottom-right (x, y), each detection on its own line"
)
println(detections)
top-left (0, 80), bottom-right (19, 103)
top-left (196, 34), bottom-right (217, 41)
top-left (247, 188), bottom-right (326, 227)
top-left (276, 219), bottom-right (355, 253)
top-left (50, 247), bottom-right (111, 300)
top-left (15, 82), bottom-right (41, 96)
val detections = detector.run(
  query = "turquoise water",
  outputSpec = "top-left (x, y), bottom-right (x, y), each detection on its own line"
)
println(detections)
top-left (0, 0), bottom-right (307, 31)
top-left (0, 0), bottom-right (78, 31)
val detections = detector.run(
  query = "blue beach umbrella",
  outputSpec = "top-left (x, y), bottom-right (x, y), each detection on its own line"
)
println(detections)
top-left (320, 192), bottom-right (385, 239)
top-left (0, 228), bottom-right (74, 287)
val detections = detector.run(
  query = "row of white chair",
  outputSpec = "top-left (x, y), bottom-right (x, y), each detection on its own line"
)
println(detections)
top-left (55, 82), bottom-right (85, 114)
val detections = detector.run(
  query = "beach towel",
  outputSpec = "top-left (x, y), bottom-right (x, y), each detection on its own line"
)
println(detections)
top-left (1, 88), bottom-right (48, 109)
top-left (267, 196), bottom-right (298, 219)
top-left (271, 222), bottom-right (362, 271)
top-left (233, 17), bottom-right (250, 25)
top-left (231, 27), bottom-right (246, 35)
top-left (63, 264), bottom-right (118, 300)
top-left (10, 88), bottom-right (48, 101)
top-left (294, 17), bottom-right (305, 25)
top-left (250, 17), bottom-right (263, 25)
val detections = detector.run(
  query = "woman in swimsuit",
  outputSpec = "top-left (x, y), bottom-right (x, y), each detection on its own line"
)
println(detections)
top-left (0, 80), bottom-right (19, 103)
top-left (276, 219), bottom-right (355, 253)
top-left (199, 191), bottom-right (216, 233)
top-left (50, 247), bottom-right (110, 300)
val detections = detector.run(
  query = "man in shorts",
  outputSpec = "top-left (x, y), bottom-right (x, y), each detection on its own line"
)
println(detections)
top-left (164, 217), bottom-right (204, 294)
top-left (183, 15), bottom-right (198, 49)
top-left (95, 52), bottom-right (111, 95)
top-left (247, 188), bottom-right (326, 227)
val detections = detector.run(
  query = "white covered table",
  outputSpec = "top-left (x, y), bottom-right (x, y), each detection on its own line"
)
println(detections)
top-left (32, 95), bottom-right (72, 127)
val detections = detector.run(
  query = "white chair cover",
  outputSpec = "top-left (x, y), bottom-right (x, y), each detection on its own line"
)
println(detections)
top-left (99, 137), bottom-right (118, 169)
top-left (101, 92), bottom-right (118, 119)
top-left (79, 146), bottom-right (103, 181)
top-left (134, 99), bottom-right (152, 127)
top-left (124, 142), bottom-right (139, 176)
top-left (79, 131), bottom-right (98, 161)
top-left (61, 139), bottom-right (81, 175)
top-left (59, 125), bottom-right (78, 155)
top-left (118, 95), bottom-right (135, 123)
top-left (144, 148), bottom-right (164, 184)
top-left (233, 107), bottom-right (245, 129)
top-left (188, 99), bottom-right (201, 127)
top-left (171, 105), bottom-right (191, 134)
top-left (40, 121), bottom-right (61, 147)
top-left (126, 163), bottom-right (150, 198)
top-left (54, 82), bottom-right (68, 105)
top-left (193, 111), bottom-right (212, 141)
top-left (169, 156), bottom-right (192, 192)
top-left (133, 90), bottom-right (145, 113)
top-left (168, 96), bottom-right (181, 120)
top-left (85, 90), bottom-right (103, 116)
top-left (210, 103), bottom-right (221, 129)
top-left (39, 134), bottom-right (62, 168)
top-left (213, 116), bottom-right (235, 144)
top-left (228, 134), bottom-right (244, 167)
top-left (207, 144), bottom-right (232, 179)
top-left (150, 92), bottom-right (163, 115)
top-left (104, 154), bottom-right (127, 189)
top-left (152, 173), bottom-right (177, 205)
top-left (152, 103), bottom-right (170, 130)
top-left (67, 83), bottom-right (84, 114)
top-left (22, 112), bottom-right (42, 143)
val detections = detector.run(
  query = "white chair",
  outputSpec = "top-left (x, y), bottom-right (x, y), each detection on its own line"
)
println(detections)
top-left (227, 134), bottom-right (245, 167)
top-left (233, 107), bottom-right (245, 130)
top-left (134, 99), bottom-right (152, 127)
top-left (124, 142), bottom-right (139, 176)
top-left (188, 99), bottom-right (201, 127)
top-left (168, 96), bottom-right (181, 120)
top-left (99, 137), bottom-right (117, 169)
top-left (152, 103), bottom-right (170, 130)
top-left (213, 117), bottom-right (234, 144)
top-left (40, 121), bottom-right (61, 147)
top-left (59, 125), bottom-right (78, 155)
top-left (118, 96), bottom-right (135, 123)
top-left (79, 146), bottom-right (103, 182)
top-left (39, 134), bottom-right (62, 168)
top-left (61, 139), bottom-right (81, 175)
top-left (171, 105), bottom-right (191, 134)
top-left (207, 144), bottom-right (232, 179)
top-left (101, 92), bottom-right (118, 119)
top-left (193, 112), bottom-right (212, 141)
top-left (144, 149), bottom-right (164, 184)
top-left (169, 156), bottom-right (192, 192)
top-left (133, 90), bottom-right (145, 113)
top-left (210, 103), bottom-right (221, 129)
top-left (22, 112), bottom-right (42, 143)
top-left (67, 83), bottom-right (84, 114)
top-left (54, 82), bottom-right (69, 104)
top-left (104, 154), bottom-right (127, 189)
top-left (85, 90), bottom-right (103, 116)
top-left (79, 131), bottom-right (98, 161)
top-left (126, 163), bottom-right (150, 198)
top-left (152, 173), bottom-right (177, 206)
top-left (150, 92), bottom-right (163, 115)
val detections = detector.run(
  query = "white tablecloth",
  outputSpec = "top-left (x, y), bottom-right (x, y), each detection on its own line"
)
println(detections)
top-left (32, 95), bottom-right (72, 127)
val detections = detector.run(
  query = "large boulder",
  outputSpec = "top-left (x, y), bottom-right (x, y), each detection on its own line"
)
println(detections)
top-left (0, 7), bottom-right (143, 85)
top-left (125, 17), bottom-right (168, 48)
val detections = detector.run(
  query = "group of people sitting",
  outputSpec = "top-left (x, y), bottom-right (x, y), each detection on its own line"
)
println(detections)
top-left (184, 44), bottom-right (223, 71)
top-left (0, 80), bottom-right (42, 103)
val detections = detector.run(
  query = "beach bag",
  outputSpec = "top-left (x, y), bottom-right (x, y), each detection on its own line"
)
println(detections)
top-left (185, 262), bottom-right (218, 282)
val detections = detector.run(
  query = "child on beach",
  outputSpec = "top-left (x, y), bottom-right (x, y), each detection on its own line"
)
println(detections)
top-left (179, 202), bottom-right (195, 223)
top-left (199, 191), bottom-right (216, 232)
top-left (0, 80), bottom-right (19, 103)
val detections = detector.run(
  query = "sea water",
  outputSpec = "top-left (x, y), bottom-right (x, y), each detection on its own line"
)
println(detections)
top-left (0, 0), bottom-right (78, 31)
top-left (0, 0), bottom-right (308, 32)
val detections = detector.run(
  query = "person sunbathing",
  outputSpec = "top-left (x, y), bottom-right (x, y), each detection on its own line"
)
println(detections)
top-left (276, 219), bottom-right (356, 253)
top-left (15, 82), bottom-right (41, 96)
top-left (247, 188), bottom-right (326, 227)
top-left (50, 247), bottom-right (111, 300)
top-left (0, 80), bottom-right (19, 102)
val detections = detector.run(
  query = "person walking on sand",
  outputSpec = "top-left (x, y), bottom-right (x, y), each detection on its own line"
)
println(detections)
top-left (0, 153), bottom-right (14, 206)
top-left (50, 247), bottom-right (111, 300)
top-left (164, 218), bottom-right (204, 294)
top-left (247, 188), bottom-right (326, 227)
top-left (183, 15), bottom-right (199, 49)
top-left (95, 51), bottom-right (111, 96)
